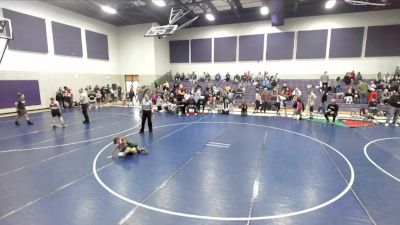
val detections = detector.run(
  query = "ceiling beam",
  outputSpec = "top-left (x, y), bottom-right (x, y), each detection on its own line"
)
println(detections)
top-left (227, 0), bottom-right (242, 17)
top-left (172, 0), bottom-right (197, 17)
top-left (203, 0), bottom-right (218, 13)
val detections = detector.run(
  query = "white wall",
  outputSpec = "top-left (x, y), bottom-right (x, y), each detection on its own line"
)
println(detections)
top-left (117, 23), bottom-right (171, 85)
top-left (0, 0), bottom-right (119, 74)
top-left (169, 9), bottom-right (400, 79)
top-left (0, 0), bottom-right (122, 113)
top-left (154, 37), bottom-right (171, 79)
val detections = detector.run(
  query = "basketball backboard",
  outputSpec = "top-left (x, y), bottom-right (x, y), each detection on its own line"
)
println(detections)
top-left (144, 24), bottom-right (178, 38)
top-left (0, 17), bottom-right (12, 40)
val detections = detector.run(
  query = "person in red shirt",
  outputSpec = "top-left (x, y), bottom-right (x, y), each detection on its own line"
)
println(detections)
top-left (367, 88), bottom-right (378, 104)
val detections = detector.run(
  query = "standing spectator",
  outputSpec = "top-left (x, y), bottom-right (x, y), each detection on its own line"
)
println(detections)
top-left (325, 99), bottom-right (339, 124)
top-left (294, 98), bottom-right (304, 120)
top-left (306, 90), bottom-right (317, 119)
top-left (118, 86), bottom-right (122, 101)
top-left (395, 66), bottom-right (400, 79)
top-left (261, 89), bottom-right (270, 113)
top-left (385, 91), bottom-right (400, 127)
top-left (320, 71), bottom-right (329, 92)
top-left (128, 86), bottom-right (135, 106)
top-left (320, 91), bottom-right (328, 114)
top-left (79, 88), bottom-right (90, 124)
top-left (14, 93), bottom-right (33, 126)
top-left (333, 77), bottom-right (341, 93)
top-left (55, 87), bottom-right (64, 110)
top-left (358, 81), bottom-right (368, 104)
top-left (368, 88), bottom-right (378, 104)
top-left (384, 73), bottom-right (391, 84)
top-left (254, 92), bottom-right (262, 113)
top-left (139, 94), bottom-right (153, 133)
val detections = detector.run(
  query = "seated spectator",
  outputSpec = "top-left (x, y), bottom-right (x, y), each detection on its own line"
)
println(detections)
top-left (325, 99), bottom-right (339, 124)
top-left (174, 73), bottom-right (180, 81)
top-left (234, 74), bottom-right (241, 83)
top-left (215, 73), bottom-right (221, 81)
top-left (224, 85), bottom-right (231, 92)
top-left (263, 78), bottom-right (270, 89)
top-left (225, 72), bottom-right (231, 82)
top-left (344, 88), bottom-right (353, 104)
top-left (353, 90), bottom-right (360, 104)
top-left (377, 72), bottom-right (383, 82)
top-left (205, 72), bottom-right (211, 82)
top-left (180, 73), bottom-right (186, 81)
top-left (239, 101), bottom-right (248, 116)
top-left (368, 81), bottom-right (377, 92)
top-left (343, 73), bottom-right (351, 85)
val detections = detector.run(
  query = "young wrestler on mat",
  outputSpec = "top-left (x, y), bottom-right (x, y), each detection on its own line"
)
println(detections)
top-left (110, 136), bottom-right (148, 158)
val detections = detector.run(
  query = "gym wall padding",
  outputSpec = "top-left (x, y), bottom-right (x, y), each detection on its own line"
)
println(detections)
top-left (214, 36), bottom-right (237, 62)
top-left (266, 32), bottom-right (295, 60)
top-left (296, 29), bottom-right (328, 59)
top-left (0, 80), bottom-right (41, 109)
top-left (191, 38), bottom-right (212, 63)
top-left (169, 40), bottom-right (189, 63)
top-left (329, 27), bottom-right (364, 58)
top-left (239, 34), bottom-right (264, 61)
top-left (52, 21), bottom-right (82, 57)
top-left (85, 30), bottom-right (109, 60)
top-left (365, 24), bottom-right (400, 57)
top-left (2, 8), bottom-right (48, 53)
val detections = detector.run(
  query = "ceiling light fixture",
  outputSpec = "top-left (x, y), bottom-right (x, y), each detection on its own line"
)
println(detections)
top-left (205, 13), bottom-right (215, 21)
top-left (325, 0), bottom-right (337, 9)
top-left (100, 5), bottom-right (117, 14)
top-left (260, 6), bottom-right (269, 16)
top-left (152, 0), bottom-right (166, 7)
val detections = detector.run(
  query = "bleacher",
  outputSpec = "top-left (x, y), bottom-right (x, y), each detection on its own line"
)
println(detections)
top-left (169, 78), bottom-right (389, 114)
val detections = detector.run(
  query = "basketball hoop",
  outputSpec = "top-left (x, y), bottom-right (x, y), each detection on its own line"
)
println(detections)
top-left (144, 7), bottom-right (198, 38)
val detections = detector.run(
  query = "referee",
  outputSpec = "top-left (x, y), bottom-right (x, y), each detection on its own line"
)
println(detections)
top-left (79, 88), bottom-right (90, 124)
top-left (139, 94), bottom-right (153, 133)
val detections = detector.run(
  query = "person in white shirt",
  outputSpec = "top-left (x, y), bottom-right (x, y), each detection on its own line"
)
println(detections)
top-left (79, 88), bottom-right (90, 124)
top-left (139, 94), bottom-right (153, 133)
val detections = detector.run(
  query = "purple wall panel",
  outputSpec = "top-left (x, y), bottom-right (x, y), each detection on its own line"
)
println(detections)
top-left (266, 32), bottom-right (294, 60)
top-left (85, 30), bottom-right (109, 60)
top-left (169, 40), bottom-right (189, 63)
top-left (239, 34), bottom-right (264, 61)
top-left (52, 21), bottom-right (83, 57)
top-left (296, 29), bottom-right (328, 59)
top-left (329, 27), bottom-right (364, 58)
top-left (0, 80), bottom-right (41, 109)
top-left (214, 36), bottom-right (237, 62)
top-left (191, 38), bottom-right (212, 62)
top-left (2, 8), bottom-right (48, 53)
top-left (365, 24), bottom-right (400, 57)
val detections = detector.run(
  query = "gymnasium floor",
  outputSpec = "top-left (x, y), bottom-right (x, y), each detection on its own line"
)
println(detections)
top-left (0, 107), bottom-right (399, 225)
